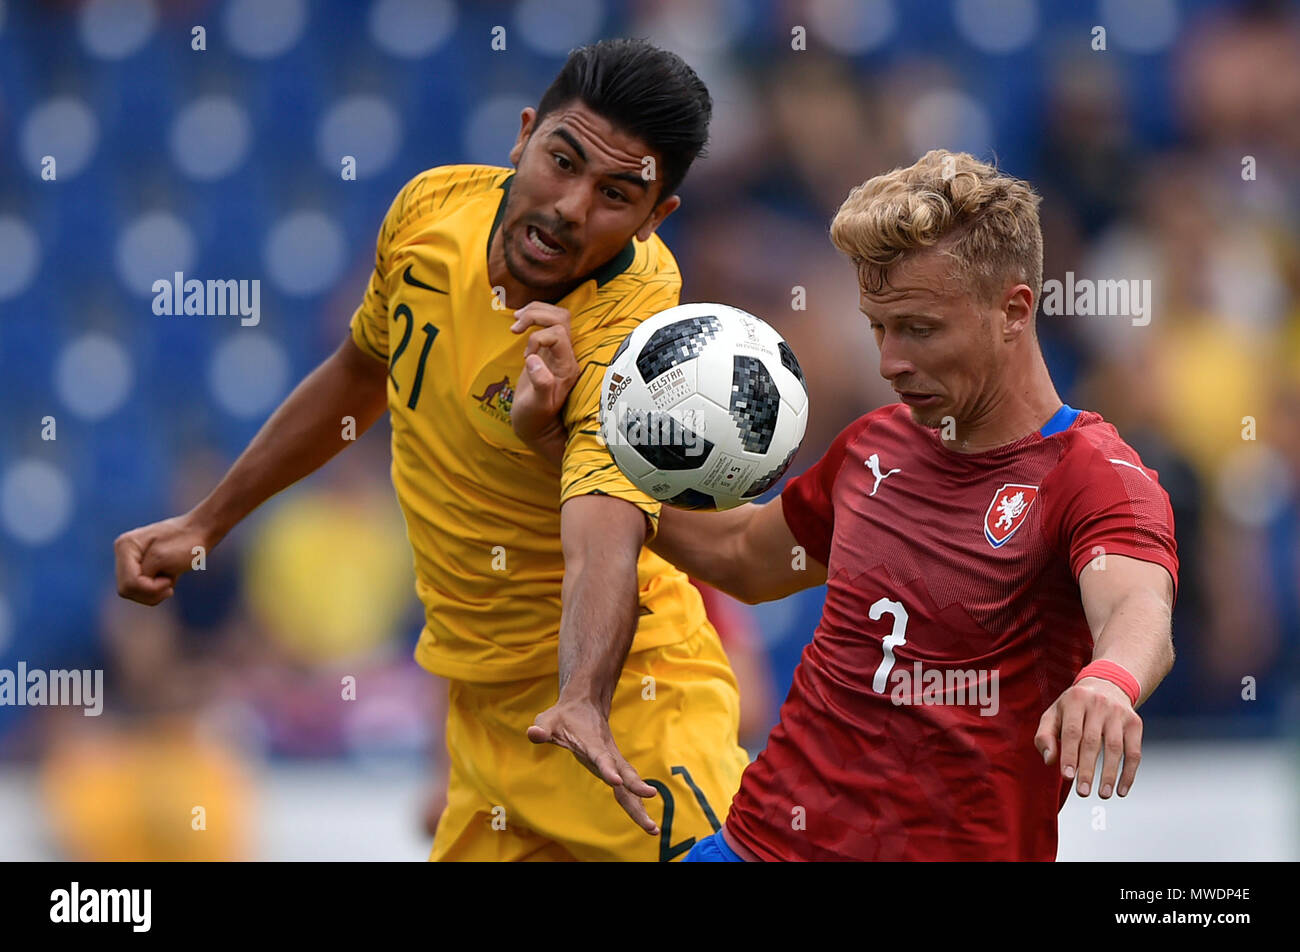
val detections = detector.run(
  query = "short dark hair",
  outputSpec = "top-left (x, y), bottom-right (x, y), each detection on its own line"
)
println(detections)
top-left (535, 38), bottom-right (712, 199)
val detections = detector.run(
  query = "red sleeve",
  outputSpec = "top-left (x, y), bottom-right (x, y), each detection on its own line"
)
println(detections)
top-left (779, 419), bottom-right (863, 567)
top-left (1041, 435), bottom-right (1179, 599)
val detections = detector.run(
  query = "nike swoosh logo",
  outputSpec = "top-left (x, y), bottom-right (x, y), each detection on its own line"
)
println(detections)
top-left (402, 265), bottom-right (447, 294)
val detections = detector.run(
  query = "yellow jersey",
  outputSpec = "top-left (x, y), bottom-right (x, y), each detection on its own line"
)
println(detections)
top-left (350, 164), bottom-right (708, 683)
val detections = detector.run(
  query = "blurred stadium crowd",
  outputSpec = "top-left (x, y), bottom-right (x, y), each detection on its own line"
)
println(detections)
top-left (1, 0), bottom-right (1298, 859)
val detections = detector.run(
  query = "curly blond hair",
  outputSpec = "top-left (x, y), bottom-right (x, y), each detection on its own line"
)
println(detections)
top-left (829, 150), bottom-right (1043, 307)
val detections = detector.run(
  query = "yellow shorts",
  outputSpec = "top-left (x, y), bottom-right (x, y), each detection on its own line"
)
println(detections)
top-left (430, 622), bottom-right (750, 861)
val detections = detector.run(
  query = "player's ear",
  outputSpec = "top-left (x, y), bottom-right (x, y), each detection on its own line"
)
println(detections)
top-left (1001, 284), bottom-right (1034, 342)
top-left (636, 194), bottom-right (681, 242)
top-left (509, 108), bottom-right (538, 167)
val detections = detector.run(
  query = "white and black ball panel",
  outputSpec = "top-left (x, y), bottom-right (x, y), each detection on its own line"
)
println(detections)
top-left (728, 355), bottom-right (781, 455)
top-left (774, 345), bottom-right (808, 415)
top-left (743, 442), bottom-right (799, 499)
top-left (634, 313), bottom-right (722, 384)
top-left (778, 340), bottom-right (805, 386)
top-left (616, 405), bottom-right (715, 473)
top-left (689, 330), bottom-right (736, 413)
top-left (742, 397), bottom-right (806, 498)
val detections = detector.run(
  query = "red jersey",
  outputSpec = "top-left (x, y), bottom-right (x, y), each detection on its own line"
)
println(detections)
top-left (725, 404), bottom-right (1178, 861)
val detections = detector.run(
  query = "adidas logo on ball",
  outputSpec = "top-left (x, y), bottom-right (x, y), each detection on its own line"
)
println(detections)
top-left (604, 371), bottom-right (631, 411)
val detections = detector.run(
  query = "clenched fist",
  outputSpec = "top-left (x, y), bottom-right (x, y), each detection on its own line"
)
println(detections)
top-left (113, 513), bottom-right (215, 606)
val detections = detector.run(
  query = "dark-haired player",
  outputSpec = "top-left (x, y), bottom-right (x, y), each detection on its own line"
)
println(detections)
top-left (115, 39), bottom-right (748, 862)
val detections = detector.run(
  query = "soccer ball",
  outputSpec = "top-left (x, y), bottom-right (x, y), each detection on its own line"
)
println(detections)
top-left (598, 302), bottom-right (809, 511)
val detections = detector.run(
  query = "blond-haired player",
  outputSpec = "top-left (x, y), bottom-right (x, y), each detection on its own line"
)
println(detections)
top-left (521, 150), bottom-right (1178, 861)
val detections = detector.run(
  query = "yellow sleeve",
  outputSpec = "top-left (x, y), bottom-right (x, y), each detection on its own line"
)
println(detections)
top-left (559, 281), bottom-right (681, 540)
top-left (349, 170), bottom-right (444, 360)
top-left (349, 191), bottom-right (402, 362)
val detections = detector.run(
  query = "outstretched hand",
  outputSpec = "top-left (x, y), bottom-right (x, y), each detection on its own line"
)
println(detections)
top-left (527, 697), bottom-right (660, 835)
top-left (1035, 676), bottom-right (1142, 799)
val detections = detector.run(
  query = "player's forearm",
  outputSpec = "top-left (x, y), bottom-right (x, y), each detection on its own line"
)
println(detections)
top-left (556, 551), bottom-right (641, 712)
top-left (557, 496), bottom-right (647, 711)
top-left (190, 337), bottom-right (389, 546)
top-left (1087, 590), bottom-right (1174, 707)
top-left (647, 505), bottom-right (751, 598)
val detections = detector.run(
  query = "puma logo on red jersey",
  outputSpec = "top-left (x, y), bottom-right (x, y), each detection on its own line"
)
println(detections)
top-left (865, 453), bottom-right (901, 497)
